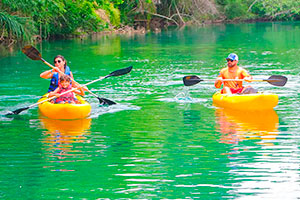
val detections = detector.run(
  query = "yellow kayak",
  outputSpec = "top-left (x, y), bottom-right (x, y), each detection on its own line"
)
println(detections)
top-left (212, 91), bottom-right (278, 110)
top-left (38, 94), bottom-right (91, 120)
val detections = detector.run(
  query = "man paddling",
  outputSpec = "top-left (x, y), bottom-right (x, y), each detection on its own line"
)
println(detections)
top-left (215, 53), bottom-right (257, 94)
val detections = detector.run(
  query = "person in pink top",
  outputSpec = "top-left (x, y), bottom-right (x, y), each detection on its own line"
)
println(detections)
top-left (48, 74), bottom-right (85, 104)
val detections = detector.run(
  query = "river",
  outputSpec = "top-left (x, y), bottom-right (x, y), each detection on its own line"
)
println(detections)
top-left (1, 21), bottom-right (300, 199)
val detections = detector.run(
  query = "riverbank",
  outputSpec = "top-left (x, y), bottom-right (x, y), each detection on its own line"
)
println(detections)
top-left (0, 17), bottom-right (296, 57)
top-left (2, 0), bottom-right (300, 51)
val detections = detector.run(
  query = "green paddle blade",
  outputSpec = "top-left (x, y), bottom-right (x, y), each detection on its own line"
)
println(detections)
top-left (266, 75), bottom-right (287, 86)
top-left (106, 66), bottom-right (133, 78)
top-left (22, 45), bottom-right (42, 61)
top-left (183, 75), bottom-right (203, 86)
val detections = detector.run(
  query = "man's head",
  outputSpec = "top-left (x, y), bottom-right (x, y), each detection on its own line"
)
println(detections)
top-left (226, 53), bottom-right (238, 68)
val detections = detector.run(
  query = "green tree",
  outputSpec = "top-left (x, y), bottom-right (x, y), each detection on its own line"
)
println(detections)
top-left (0, 11), bottom-right (35, 46)
top-left (223, 0), bottom-right (249, 20)
top-left (250, 0), bottom-right (300, 19)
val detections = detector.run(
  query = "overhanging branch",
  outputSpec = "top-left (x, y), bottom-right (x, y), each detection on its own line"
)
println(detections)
top-left (140, 10), bottom-right (179, 26)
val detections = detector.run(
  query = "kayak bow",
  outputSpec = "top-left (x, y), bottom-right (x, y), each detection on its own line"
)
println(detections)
top-left (38, 94), bottom-right (91, 119)
top-left (212, 91), bottom-right (278, 110)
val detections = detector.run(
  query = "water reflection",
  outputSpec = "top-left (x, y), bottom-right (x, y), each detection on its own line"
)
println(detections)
top-left (215, 108), bottom-right (279, 145)
top-left (39, 117), bottom-right (92, 171)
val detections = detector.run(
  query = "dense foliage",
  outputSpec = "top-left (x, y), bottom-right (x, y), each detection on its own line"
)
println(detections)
top-left (1, 0), bottom-right (300, 46)
top-left (218, 0), bottom-right (300, 20)
top-left (0, 11), bottom-right (35, 46)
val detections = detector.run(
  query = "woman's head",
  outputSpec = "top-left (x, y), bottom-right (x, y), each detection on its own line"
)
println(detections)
top-left (54, 55), bottom-right (67, 68)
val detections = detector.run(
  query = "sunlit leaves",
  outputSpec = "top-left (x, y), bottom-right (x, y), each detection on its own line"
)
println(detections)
top-left (251, 0), bottom-right (300, 19)
top-left (219, 0), bottom-right (300, 20)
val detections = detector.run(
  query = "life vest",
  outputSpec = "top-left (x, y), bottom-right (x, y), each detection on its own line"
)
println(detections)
top-left (55, 84), bottom-right (77, 104)
top-left (48, 66), bottom-right (71, 92)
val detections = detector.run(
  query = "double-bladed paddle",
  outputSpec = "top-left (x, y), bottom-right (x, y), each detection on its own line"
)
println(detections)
top-left (183, 75), bottom-right (288, 87)
top-left (21, 45), bottom-right (117, 106)
top-left (6, 66), bottom-right (133, 116)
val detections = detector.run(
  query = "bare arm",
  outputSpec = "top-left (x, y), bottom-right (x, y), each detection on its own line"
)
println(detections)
top-left (73, 86), bottom-right (85, 96)
top-left (40, 70), bottom-right (53, 79)
top-left (40, 67), bottom-right (66, 79)
top-left (215, 75), bottom-right (223, 88)
top-left (242, 69), bottom-right (252, 82)
top-left (48, 87), bottom-right (60, 98)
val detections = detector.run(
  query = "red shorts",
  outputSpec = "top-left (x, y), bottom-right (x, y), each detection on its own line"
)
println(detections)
top-left (221, 87), bottom-right (243, 94)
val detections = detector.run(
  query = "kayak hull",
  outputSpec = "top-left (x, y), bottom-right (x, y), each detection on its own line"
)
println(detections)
top-left (212, 91), bottom-right (278, 110)
top-left (38, 94), bottom-right (91, 120)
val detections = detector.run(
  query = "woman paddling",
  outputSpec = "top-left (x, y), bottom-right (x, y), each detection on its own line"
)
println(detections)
top-left (40, 55), bottom-right (75, 92)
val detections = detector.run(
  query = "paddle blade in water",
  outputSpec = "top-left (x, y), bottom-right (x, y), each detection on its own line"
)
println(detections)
top-left (107, 66), bottom-right (133, 78)
top-left (98, 97), bottom-right (117, 106)
top-left (6, 107), bottom-right (29, 116)
top-left (22, 45), bottom-right (42, 61)
top-left (267, 75), bottom-right (287, 86)
top-left (183, 75), bottom-right (203, 86)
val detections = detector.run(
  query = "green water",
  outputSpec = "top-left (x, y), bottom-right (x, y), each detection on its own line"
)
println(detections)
top-left (1, 22), bottom-right (300, 199)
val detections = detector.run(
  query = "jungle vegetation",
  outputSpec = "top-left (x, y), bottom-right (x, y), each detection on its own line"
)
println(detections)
top-left (1, 0), bottom-right (300, 47)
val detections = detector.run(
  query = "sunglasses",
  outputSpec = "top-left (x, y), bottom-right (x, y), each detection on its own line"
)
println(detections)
top-left (54, 60), bottom-right (62, 64)
top-left (226, 59), bottom-right (234, 62)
